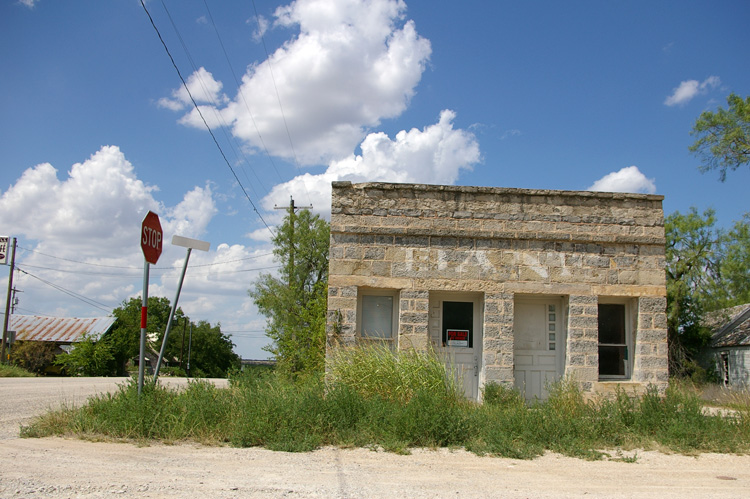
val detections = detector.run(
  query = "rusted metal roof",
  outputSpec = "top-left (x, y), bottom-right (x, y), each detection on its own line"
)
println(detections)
top-left (9, 315), bottom-right (116, 343)
top-left (708, 304), bottom-right (750, 348)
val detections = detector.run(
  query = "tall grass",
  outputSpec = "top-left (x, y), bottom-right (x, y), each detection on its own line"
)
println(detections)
top-left (0, 364), bottom-right (35, 377)
top-left (21, 347), bottom-right (750, 459)
top-left (326, 343), bottom-right (461, 403)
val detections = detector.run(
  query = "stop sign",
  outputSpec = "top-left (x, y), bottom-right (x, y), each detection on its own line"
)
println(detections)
top-left (141, 211), bottom-right (163, 264)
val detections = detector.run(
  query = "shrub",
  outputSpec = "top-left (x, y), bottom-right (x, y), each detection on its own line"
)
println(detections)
top-left (482, 381), bottom-right (524, 408)
top-left (55, 333), bottom-right (114, 376)
top-left (10, 341), bottom-right (57, 374)
top-left (158, 366), bottom-right (186, 377)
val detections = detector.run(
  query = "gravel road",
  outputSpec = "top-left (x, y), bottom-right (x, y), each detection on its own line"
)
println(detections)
top-left (1, 377), bottom-right (748, 498)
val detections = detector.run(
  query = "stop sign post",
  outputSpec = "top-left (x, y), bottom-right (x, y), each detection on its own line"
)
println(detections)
top-left (138, 211), bottom-right (163, 394)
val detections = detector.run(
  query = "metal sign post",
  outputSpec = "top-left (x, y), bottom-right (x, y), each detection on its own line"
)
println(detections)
top-left (153, 235), bottom-right (210, 382)
top-left (138, 212), bottom-right (163, 395)
top-left (138, 260), bottom-right (150, 394)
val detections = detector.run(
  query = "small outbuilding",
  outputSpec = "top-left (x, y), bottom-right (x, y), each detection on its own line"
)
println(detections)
top-left (703, 303), bottom-right (750, 387)
top-left (326, 181), bottom-right (668, 401)
top-left (8, 314), bottom-right (115, 354)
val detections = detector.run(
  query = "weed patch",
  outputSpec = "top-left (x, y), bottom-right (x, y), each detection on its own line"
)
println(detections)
top-left (21, 351), bottom-right (750, 460)
top-left (0, 364), bottom-right (35, 377)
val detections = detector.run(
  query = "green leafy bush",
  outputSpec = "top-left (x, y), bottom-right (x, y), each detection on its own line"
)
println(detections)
top-left (55, 333), bottom-right (114, 376)
top-left (10, 341), bottom-right (57, 374)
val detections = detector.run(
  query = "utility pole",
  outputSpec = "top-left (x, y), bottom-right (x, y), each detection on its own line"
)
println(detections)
top-left (179, 317), bottom-right (187, 370)
top-left (1, 237), bottom-right (17, 364)
top-left (186, 322), bottom-right (192, 378)
top-left (11, 288), bottom-right (22, 314)
top-left (274, 197), bottom-right (311, 289)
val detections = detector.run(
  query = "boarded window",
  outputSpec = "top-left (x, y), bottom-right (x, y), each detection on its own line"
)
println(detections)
top-left (361, 295), bottom-right (394, 339)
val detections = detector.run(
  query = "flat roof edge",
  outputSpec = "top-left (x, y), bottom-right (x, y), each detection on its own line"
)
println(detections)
top-left (331, 181), bottom-right (664, 202)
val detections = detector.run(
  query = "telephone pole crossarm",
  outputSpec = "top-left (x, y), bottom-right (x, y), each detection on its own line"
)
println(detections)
top-left (274, 197), bottom-right (312, 289)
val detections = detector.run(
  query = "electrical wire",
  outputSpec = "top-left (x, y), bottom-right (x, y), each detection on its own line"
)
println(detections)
top-left (19, 246), bottom-right (275, 270)
top-left (159, 0), bottom-right (268, 203)
top-left (251, 0), bottom-right (314, 208)
top-left (139, 0), bottom-right (276, 237)
top-left (17, 263), bottom-right (281, 278)
top-left (12, 306), bottom-right (50, 317)
top-left (16, 267), bottom-right (114, 314)
top-left (201, 0), bottom-right (287, 189)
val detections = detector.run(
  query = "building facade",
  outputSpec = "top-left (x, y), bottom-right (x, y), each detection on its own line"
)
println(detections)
top-left (326, 182), bottom-right (668, 400)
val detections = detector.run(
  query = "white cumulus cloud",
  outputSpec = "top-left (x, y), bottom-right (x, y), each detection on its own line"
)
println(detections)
top-left (664, 76), bottom-right (721, 106)
top-left (0, 146), bottom-right (159, 248)
top-left (158, 67), bottom-right (228, 112)
top-left (261, 109), bottom-right (480, 218)
top-left (588, 166), bottom-right (656, 194)
top-left (0, 147), bottom-right (271, 325)
top-left (164, 0), bottom-right (432, 166)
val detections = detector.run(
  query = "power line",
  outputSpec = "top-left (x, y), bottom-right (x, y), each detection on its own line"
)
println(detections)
top-left (16, 267), bottom-right (114, 314)
top-left (18, 247), bottom-right (135, 269)
top-left (159, 0), bottom-right (268, 203)
top-left (139, 0), bottom-right (275, 237)
top-left (13, 306), bottom-right (50, 317)
top-left (19, 246), bottom-right (275, 270)
top-left (202, 0), bottom-right (287, 189)
top-left (18, 263), bottom-right (281, 278)
top-left (251, 0), bottom-right (314, 208)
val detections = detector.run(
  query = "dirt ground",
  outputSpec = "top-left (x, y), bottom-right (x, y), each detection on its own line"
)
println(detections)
top-left (1, 377), bottom-right (749, 498)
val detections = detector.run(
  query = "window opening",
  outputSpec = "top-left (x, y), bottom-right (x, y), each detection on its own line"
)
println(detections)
top-left (358, 289), bottom-right (399, 345)
top-left (598, 303), bottom-right (629, 378)
top-left (443, 301), bottom-right (473, 348)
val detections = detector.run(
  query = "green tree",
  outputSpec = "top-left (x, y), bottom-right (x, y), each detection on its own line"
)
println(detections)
top-left (249, 207), bottom-right (329, 376)
top-left (708, 213), bottom-right (750, 309)
top-left (107, 296), bottom-right (184, 375)
top-left (665, 208), bottom-right (719, 375)
top-left (106, 296), bottom-right (239, 378)
top-left (665, 208), bottom-right (750, 376)
top-left (689, 93), bottom-right (750, 181)
top-left (185, 320), bottom-right (240, 378)
top-left (55, 332), bottom-right (114, 376)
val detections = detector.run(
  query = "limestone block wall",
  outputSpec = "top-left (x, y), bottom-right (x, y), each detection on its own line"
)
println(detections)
top-left (327, 181), bottom-right (668, 395)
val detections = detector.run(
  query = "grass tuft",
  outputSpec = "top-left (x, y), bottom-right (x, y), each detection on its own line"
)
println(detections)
top-left (0, 364), bottom-right (36, 377)
top-left (326, 343), bottom-right (461, 403)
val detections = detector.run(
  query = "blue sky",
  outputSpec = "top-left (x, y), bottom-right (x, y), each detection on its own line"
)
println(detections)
top-left (1, 0), bottom-right (748, 359)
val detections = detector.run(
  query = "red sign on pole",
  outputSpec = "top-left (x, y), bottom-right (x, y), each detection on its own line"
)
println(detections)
top-left (141, 211), bottom-right (163, 265)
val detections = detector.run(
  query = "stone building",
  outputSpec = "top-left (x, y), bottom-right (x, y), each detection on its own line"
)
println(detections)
top-left (326, 181), bottom-right (668, 401)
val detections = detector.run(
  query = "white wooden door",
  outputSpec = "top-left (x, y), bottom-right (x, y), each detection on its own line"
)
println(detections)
top-left (513, 299), bottom-right (563, 401)
top-left (429, 293), bottom-right (482, 400)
